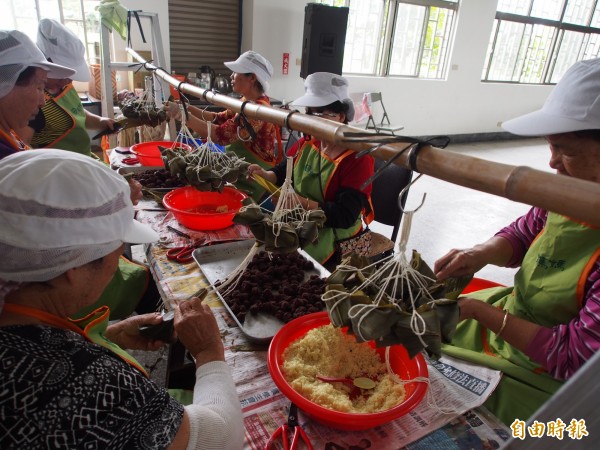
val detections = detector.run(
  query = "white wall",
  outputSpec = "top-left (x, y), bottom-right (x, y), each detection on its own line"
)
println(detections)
top-left (242, 0), bottom-right (554, 137)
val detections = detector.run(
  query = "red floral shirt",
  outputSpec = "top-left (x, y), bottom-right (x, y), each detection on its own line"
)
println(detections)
top-left (212, 95), bottom-right (278, 164)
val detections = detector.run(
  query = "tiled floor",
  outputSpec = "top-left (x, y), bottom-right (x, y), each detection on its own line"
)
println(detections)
top-left (368, 137), bottom-right (551, 286)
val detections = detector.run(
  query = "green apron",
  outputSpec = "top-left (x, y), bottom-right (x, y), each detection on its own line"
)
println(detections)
top-left (37, 84), bottom-right (92, 156)
top-left (292, 139), bottom-right (362, 264)
top-left (3, 303), bottom-right (147, 377)
top-left (229, 139), bottom-right (273, 201)
top-left (72, 256), bottom-right (150, 321)
top-left (443, 212), bottom-right (600, 424)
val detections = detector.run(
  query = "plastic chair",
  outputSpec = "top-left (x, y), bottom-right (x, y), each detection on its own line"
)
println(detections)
top-left (368, 158), bottom-right (413, 261)
top-left (365, 92), bottom-right (404, 135)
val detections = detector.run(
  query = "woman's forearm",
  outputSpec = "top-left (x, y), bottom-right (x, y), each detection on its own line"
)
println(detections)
top-left (459, 298), bottom-right (543, 358)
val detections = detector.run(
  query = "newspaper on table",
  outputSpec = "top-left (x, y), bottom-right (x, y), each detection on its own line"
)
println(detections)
top-left (137, 206), bottom-right (509, 449)
top-left (214, 308), bottom-right (508, 450)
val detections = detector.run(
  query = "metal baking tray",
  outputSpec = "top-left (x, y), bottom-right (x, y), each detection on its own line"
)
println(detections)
top-left (193, 240), bottom-right (329, 343)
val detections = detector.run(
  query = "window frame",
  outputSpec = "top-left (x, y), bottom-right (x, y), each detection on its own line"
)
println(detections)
top-left (319, 0), bottom-right (459, 79)
top-left (483, 2), bottom-right (600, 84)
top-left (4, 1), bottom-right (99, 64)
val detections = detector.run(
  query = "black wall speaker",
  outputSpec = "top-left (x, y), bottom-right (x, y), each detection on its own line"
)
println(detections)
top-left (300, 4), bottom-right (349, 79)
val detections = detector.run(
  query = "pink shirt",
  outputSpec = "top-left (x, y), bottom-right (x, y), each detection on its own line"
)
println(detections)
top-left (496, 207), bottom-right (600, 380)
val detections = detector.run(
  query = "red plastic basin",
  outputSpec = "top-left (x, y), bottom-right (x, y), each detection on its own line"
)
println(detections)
top-left (162, 186), bottom-right (247, 231)
top-left (461, 277), bottom-right (504, 294)
top-left (267, 312), bottom-right (429, 430)
top-left (130, 141), bottom-right (192, 167)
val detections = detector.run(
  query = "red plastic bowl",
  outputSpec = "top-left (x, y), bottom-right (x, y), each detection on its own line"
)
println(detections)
top-left (461, 277), bottom-right (504, 294)
top-left (267, 312), bottom-right (429, 430)
top-left (162, 186), bottom-right (247, 231)
top-left (130, 141), bottom-right (192, 167)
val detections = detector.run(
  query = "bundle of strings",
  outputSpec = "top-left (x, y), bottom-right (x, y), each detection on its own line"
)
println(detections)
top-left (322, 204), bottom-right (464, 360)
top-left (119, 78), bottom-right (167, 128)
top-left (217, 158), bottom-right (325, 295)
top-left (163, 111), bottom-right (249, 192)
top-left (322, 208), bottom-right (465, 416)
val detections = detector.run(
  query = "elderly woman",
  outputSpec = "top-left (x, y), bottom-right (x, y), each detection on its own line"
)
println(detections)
top-left (0, 150), bottom-right (244, 449)
top-left (17, 18), bottom-right (116, 156)
top-left (247, 72), bottom-right (374, 270)
top-left (434, 58), bottom-right (600, 425)
top-left (0, 29), bottom-right (74, 158)
top-left (166, 51), bottom-right (279, 201)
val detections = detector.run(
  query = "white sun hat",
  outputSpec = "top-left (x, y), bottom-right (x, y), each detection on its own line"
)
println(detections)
top-left (502, 58), bottom-right (600, 136)
top-left (37, 18), bottom-right (91, 82)
top-left (0, 29), bottom-right (76, 99)
top-left (292, 72), bottom-right (355, 121)
top-left (225, 51), bottom-right (273, 92)
top-left (0, 149), bottom-right (158, 282)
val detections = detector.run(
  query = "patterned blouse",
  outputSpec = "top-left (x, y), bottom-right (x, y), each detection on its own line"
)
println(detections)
top-left (212, 95), bottom-right (278, 164)
top-left (496, 206), bottom-right (600, 380)
top-left (0, 325), bottom-right (183, 449)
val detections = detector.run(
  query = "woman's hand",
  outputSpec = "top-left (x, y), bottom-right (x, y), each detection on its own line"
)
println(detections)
top-left (434, 247), bottom-right (488, 280)
top-left (127, 178), bottom-right (143, 205)
top-left (163, 101), bottom-right (182, 121)
top-left (174, 296), bottom-right (225, 367)
top-left (246, 164), bottom-right (274, 182)
top-left (105, 312), bottom-right (167, 350)
top-left (434, 236), bottom-right (514, 280)
top-left (98, 116), bottom-right (116, 131)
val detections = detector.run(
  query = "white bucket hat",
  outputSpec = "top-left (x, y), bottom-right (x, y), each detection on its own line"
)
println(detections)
top-left (292, 72), bottom-right (355, 121)
top-left (37, 18), bottom-right (91, 82)
top-left (0, 149), bottom-right (158, 282)
top-left (225, 51), bottom-right (273, 92)
top-left (503, 57), bottom-right (600, 136)
top-left (0, 29), bottom-right (76, 99)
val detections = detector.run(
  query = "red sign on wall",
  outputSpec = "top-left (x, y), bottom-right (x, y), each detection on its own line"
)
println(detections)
top-left (282, 53), bottom-right (289, 75)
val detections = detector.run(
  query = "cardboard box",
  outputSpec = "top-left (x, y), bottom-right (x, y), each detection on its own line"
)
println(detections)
top-left (89, 64), bottom-right (117, 101)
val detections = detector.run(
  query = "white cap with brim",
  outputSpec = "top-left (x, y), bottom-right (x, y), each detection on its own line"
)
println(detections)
top-left (292, 72), bottom-right (355, 121)
top-left (37, 18), bottom-right (91, 82)
top-left (0, 149), bottom-right (158, 282)
top-left (0, 30), bottom-right (75, 98)
top-left (225, 51), bottom-right (273, 93)
top-left (502, 58), bottom-right (600, 136)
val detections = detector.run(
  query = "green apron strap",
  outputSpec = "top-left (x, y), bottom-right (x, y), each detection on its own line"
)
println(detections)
top-left (292, 139), bottom-right (361, 263)
top-left (45, 85), bottom-right (91, 155)
top-left (69, 306), bottom-right (148, 376)
top-left (73, 256), bottom-right (150, 321)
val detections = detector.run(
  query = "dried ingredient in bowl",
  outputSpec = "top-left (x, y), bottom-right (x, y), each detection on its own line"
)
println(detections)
top-left (282, 324), bottom-right (406, 413)
top-left (221, 251), bottom-right (325, 323)
top-left (131, 170), bottom-right (186, 189)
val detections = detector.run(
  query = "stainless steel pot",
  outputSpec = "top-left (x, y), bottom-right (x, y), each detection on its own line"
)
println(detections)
top-left (214, 73), bottom-right (232, 93)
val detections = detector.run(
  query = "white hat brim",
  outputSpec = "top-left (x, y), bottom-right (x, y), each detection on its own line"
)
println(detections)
top-left (67, 58), bottom-right (91, 82)
top-left (122, 219), bottom-right (160, 244)
top-left (502, 109), bottom-right (598, 136)
top-left (292, 93), bottom-right (340, 108)
top-left (33, 60), bottom-right (76, 80)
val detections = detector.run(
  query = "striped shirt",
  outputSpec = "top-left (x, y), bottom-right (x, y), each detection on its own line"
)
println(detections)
top-left (496, 207), bottom-right (600, 380)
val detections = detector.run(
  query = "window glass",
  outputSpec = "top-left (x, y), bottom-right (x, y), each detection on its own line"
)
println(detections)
top-left (485, 0), bottom-right (600, 84)
top-left (343, 0), bottom-right (385, 74)
top-left (497, 0), bottom-right (533, 15)
top-left (316, 0), bottom-right (459, 80)
top-left (389, 3), bottom-right (426, 76)
top-left (4, 0), bottom-right (100, 64)
top-left (530, 0), bottom-right (564, 20)
top-left (563, 0), bottom-right (596, 25)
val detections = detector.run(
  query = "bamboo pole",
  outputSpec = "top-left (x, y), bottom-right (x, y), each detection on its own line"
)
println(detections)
top-left (128, 49), bottom-right (600, 227)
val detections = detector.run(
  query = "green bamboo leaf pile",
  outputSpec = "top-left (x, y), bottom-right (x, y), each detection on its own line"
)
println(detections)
top-left (322, 251), bottom-right (472, 359)
top-left (233, 198), bottom-right (326, 253)
top-left (161, 145), bottom-right (251, 192)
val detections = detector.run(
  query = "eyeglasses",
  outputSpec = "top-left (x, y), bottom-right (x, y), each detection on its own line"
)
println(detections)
top-left (307, 110), bottom-right (339, 118)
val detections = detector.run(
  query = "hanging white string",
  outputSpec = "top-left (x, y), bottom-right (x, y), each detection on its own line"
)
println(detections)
top-left (384, 347), bottom-right (458, 415)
